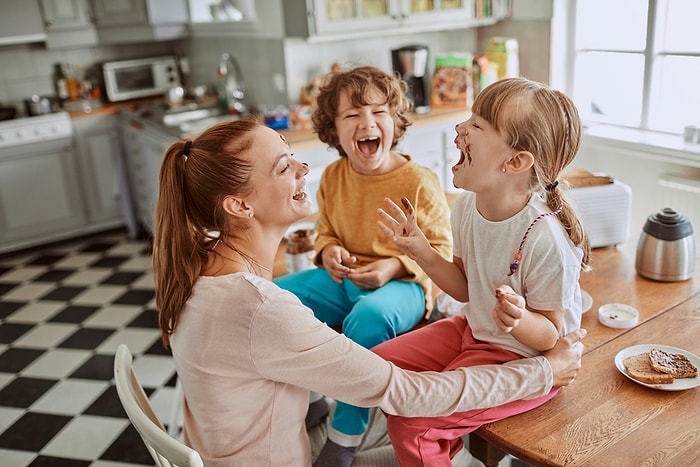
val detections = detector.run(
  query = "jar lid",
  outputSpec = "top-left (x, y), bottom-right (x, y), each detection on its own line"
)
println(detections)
top-left (598, 303), bottom-right (639, 329)
top-left (643, 207), bottom-right (693, 241)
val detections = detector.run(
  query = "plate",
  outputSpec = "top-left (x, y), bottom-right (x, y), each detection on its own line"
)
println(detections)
top-left (614, 344), bottom-right (700, 391)
top-left (285, 221), bottom-right (317, 240)
top-left (581, 290), bottom-right (593, 313)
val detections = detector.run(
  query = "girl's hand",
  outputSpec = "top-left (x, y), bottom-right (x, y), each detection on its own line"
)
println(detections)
top-left (493, 285), bottom-right (526, 333)
top-left (321, 244), bottom-right (356, 284)
top-left (377, 197), bottom-right (433, 263)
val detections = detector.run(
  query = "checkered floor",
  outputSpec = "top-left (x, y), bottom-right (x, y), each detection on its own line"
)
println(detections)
top-left (0, 229), bottom-right (177, 466)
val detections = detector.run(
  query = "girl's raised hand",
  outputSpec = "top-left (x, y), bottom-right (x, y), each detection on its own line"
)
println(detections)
top-left (377, 197), bottom-right (433, 262)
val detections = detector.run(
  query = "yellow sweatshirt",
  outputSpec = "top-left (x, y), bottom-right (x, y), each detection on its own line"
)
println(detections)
top-left (314, 154), bottom-right (453, 313)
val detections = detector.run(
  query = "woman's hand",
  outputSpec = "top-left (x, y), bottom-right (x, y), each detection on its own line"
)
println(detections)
top-left (543, 329), bottom-right (586, 387)
top-left (377, 197), bottom-right (433, 263)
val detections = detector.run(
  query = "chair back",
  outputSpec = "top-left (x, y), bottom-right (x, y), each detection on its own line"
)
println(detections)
top-left (114, 344), bottom-right (203, 467)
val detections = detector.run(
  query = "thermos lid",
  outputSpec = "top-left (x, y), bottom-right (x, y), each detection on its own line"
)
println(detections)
top-left (642, 207), bottom-right (693, 241)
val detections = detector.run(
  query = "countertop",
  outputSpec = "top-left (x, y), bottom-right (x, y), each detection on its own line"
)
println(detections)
top-left (67, 98), bottom-right (469, 148)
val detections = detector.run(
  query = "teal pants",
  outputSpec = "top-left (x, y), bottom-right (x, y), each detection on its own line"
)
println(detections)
top-left (274, 267), bottom-right (425, 437)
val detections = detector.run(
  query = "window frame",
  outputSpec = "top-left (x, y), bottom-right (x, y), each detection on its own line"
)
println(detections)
top-left (550, 0), bottom-right (699, 137)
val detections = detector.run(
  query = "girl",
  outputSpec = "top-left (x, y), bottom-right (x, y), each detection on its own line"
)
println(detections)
top-left (377, 77), bottom-right (591, 466)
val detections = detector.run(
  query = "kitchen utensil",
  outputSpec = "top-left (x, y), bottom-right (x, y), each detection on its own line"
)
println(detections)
top-left (23, 95), bottom-right (59, 116)
top-left (0, 105), bottom-right (17, 121)
top-left (635, 207), bottom-right (695, 281)
top-left (165, 86), bottom-right (185, 107)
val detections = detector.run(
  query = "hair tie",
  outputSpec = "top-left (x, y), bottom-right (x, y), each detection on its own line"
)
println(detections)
top-left (545, 181), bottom-right (559, 192)
top-left (183, 140), bottom-right (192, 161)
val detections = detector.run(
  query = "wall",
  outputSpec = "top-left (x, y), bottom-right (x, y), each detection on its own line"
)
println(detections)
top-left (0, 40), bottom-right (183, 114)
top-left (184, 29), bottom-right (476, 108)
top-left (572, 137), bottom-right (700, 234)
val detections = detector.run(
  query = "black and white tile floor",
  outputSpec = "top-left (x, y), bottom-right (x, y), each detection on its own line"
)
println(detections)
top-left (0, 229), bottom-right (177, 466)
top-left (0, 228), bottom-right (526, 467)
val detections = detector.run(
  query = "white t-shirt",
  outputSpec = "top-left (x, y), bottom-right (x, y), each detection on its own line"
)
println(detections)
top-left (452, 191), bottom-right (583, 357)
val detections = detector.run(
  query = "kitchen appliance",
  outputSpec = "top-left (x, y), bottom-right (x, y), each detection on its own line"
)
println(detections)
top-left (391, 45), bottom-right (430, 114)
top-left (0, 111), bottom-right (72, 149)
top-left (102, 56), bottom-right (181, 102)
top-left (24, 95), bottom-right (60, 116)
top-left (635, 207), bottom-right (695, 281)
top-left (565, 179), bottom-right (632, 248)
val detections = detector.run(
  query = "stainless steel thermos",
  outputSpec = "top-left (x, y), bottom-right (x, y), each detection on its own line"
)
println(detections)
top-left (635, 207), bottom-right (695, 281)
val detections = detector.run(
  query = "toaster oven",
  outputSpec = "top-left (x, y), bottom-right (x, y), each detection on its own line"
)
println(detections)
top-left (565, 180), bottom-right (632, 248)
top-left (102, 56), bottom-right (181, 102)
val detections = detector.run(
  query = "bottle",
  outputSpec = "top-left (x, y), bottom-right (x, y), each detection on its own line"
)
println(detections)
top-left (216, 53), bottom-right (247, 115)
top-left (53, 63), bottom-right (69, 104)
top-left (65, 64), bottom-right (81, 101)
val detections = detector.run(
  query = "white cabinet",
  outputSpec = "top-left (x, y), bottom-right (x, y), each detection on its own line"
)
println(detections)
top-left (399, 116), bottom-right (463, 193)
top-left (119, 118), bottom-right (173, 235)
top-left (189, 0), bottom-right (509, 40)
top-left (0, 138), bottom-right (88, 252)
top-left (293, 144), bottom-right (340, 212)
top-left (72, 113), bottom-right (127, 230)
top-left (294, 0), bottom-right (510, 39)
top-left (0, 0), bottom-right (47, 46)
top-left (91, 0), bottom-right (189, 43)
top-left (39, 0), bottom-right (98, 48)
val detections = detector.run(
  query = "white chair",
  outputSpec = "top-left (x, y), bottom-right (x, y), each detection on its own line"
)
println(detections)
top-left (114, 343), bottom-right (203, 467)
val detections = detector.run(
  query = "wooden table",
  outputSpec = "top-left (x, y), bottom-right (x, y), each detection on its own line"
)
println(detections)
top-left (470, 237), bottom-right (700, 466)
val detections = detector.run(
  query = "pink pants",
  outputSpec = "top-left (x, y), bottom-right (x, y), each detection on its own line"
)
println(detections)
top-left (372, 315), bottom-right (558, 467)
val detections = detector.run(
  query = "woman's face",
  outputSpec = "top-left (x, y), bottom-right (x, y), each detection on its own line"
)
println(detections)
top-left (334, 86), bottom-right (396, 175)
top-left (246, 125), bottom-right (315, 227)
top-left (452, 113), bottom-right (513, 194)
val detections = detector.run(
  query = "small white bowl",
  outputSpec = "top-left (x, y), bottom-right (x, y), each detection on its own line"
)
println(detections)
top-left (598, 303), bottom-right (639, 329)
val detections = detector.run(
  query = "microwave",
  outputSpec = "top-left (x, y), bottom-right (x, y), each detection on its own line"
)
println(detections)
top-left (102, 56), bottom-right (181, 102)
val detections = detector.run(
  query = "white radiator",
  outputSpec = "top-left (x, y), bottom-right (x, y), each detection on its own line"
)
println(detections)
top-left (657, 175), bottom-right (700, 230)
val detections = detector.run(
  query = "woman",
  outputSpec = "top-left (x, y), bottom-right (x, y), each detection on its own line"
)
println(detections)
top-left (152, 117), bottom-right (586, 466)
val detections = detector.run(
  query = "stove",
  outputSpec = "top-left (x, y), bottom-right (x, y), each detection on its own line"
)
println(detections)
top-left (0, 112), bottom-right (73, 149)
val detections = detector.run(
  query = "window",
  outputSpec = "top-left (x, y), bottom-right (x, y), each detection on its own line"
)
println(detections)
top-left (558, 0), bottom-right (700, 135)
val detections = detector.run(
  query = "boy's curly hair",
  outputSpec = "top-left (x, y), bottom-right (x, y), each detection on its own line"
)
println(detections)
top-left (311, 66), bottom-right (412, 157)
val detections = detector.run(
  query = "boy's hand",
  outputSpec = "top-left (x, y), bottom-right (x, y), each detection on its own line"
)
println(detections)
top-left (493, 285), bottom-right (526, 333)
top-left (347, 258), bottom-right (401, 290)
top-left (377, 197), bottom-right (432, 262)
top-left (321, 244), bottom-right (356, 283)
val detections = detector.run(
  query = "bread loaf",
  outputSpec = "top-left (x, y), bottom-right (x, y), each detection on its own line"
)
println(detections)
top-left (623, 353), bottom-right (675, 384)
top-left (649, 348), bottom-right (698, 378)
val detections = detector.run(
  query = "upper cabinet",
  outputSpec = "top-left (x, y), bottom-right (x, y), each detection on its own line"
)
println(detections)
top-left (0, 0), bottom-right (47, 46)
top-left (39, 0), bottom-right (98, 48)
top-left (188, 0), bottom-right (511, 41)
top-left (90, 0), bottom-right (189, 43)
top-left (305, 0), bottom-right (506, 37)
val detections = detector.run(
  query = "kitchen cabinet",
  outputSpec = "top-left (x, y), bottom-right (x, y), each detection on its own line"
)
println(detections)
top-left (119, 117), bottom-right (173, 235)
top-left (399, 115), bottom-right (464, 193)
top-left (285, 0), bottom-right (510, 40)
top-left (189, 0), bottom-right (509, 41)
top-left (72, 113), bottom-right (127, 231)
top-left (0, 0), bottom-right (47, 46)
top-left (91, 0), bottom-right (189, 43)
top-left (0, 138), bottom-right (88, 250)
top-left (39, 0), bottom-right (98, 48)
top-left (293, 144), bottom-right (340, 213)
